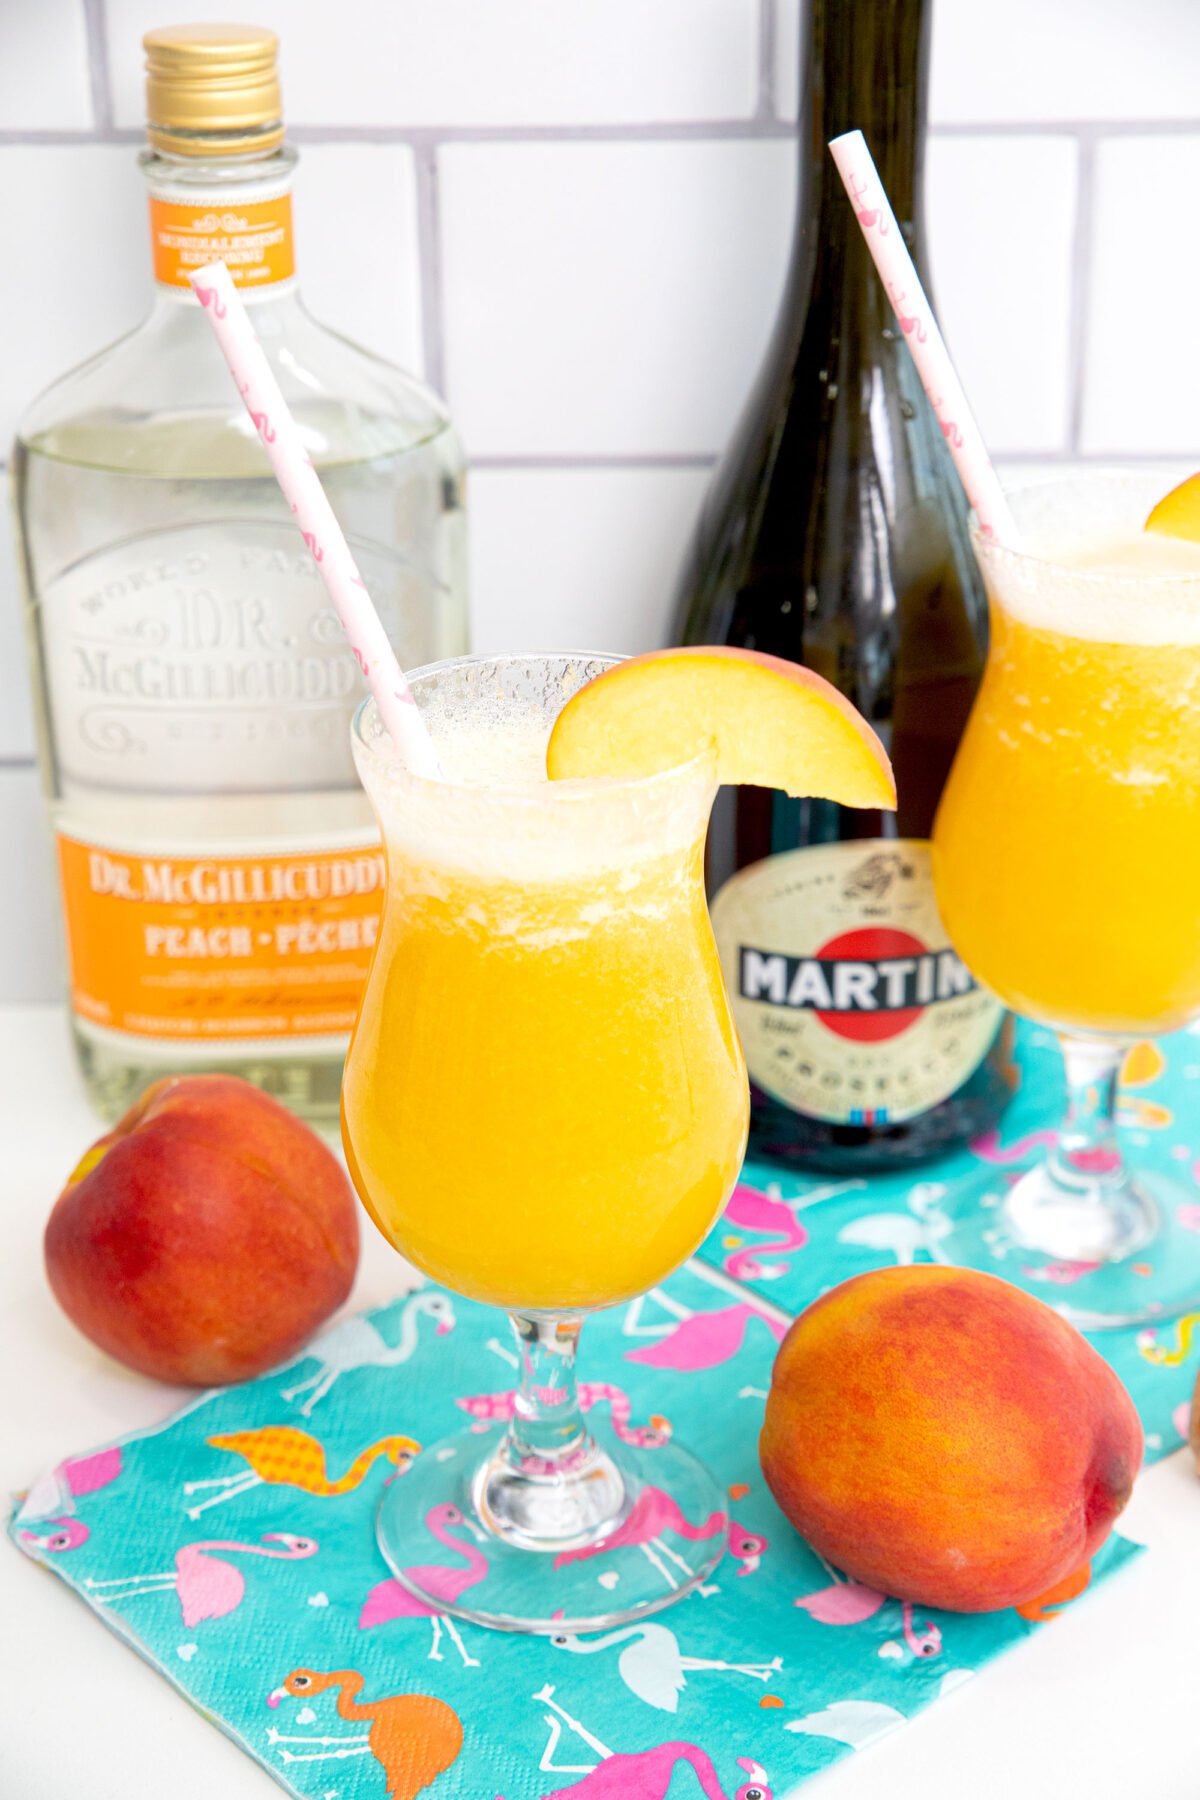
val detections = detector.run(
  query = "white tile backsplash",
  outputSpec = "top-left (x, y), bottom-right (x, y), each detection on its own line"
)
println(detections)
top-left (105, 0), bottom-right (763, 130)
top-left (440, 139), bottom-right (795, 458)
top-left (469, 465), bottom-right (712, 655)
top-left (0, 146), bottom-right (147, 451)
top-left (1081, 136), bottom-right (1200, 455)
top-left (927, 136), bottom-right (1079, 454)
top-left (0, 768), bottom-right (62, 1004)
top-left (1, 0), bottom-right (1198, 1003)
top-left (294, 143), bottom-right (424, 374)
top-left (0, 2), bottom-right (93, 130)
top-left (930, 0), bottom-right (1200, 126)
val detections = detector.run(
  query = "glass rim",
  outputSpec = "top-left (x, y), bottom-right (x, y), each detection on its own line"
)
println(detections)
top-left (350, 650), bottom-right (718, 807)
top-left (970, 469), bottom-right (1200, 590)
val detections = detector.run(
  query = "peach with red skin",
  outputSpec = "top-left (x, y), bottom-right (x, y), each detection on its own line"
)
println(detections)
top-left (760, 1265), bottom-right (1142, 1612)
top-left (44, 1075), bottom-right (359, 1385)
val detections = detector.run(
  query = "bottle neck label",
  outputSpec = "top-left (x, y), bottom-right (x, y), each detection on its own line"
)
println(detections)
top-left (149, 186), bottom-right (295, 292)
top-left (710, 838), bottom-right (1003, 1126)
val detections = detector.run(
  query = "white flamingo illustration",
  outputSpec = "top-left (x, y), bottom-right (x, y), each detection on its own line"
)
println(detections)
top-left (785, 1698), bottom-right (905, 1749)
top-left (280, 1292), bottom-right (456, 1415)
top-left (836, 1184), bottom-right (952, 1266)
top-left (550, 1623), bottom-right (783, 1712)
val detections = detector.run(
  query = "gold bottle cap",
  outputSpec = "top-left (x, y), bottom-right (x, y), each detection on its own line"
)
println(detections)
top-left (143, 23), bottom-right (285, 157)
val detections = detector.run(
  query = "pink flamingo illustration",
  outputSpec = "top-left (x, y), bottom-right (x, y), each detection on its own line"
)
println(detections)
top-left (20, 1447), bottom-right (122, 1523)
top-left (81, 1532), bottom-right (317, 1628)
top-left (554, 1485), bottom-right (725, 1590)
top-left (728, 1519), bottom-right (768, 1576)
top-left (626, 1304), bottom-right (785, 1374)
top-left (721, 1184), bottom-right (809, 1280)
top-left (194, 281), bottom-right (225, 318)
top-left (795, 1573), bottom-right (941, 1657)
top-left (500, 1689), bottom-right (772, 1798)
top-left (1021, 1258), bottom-right (1103, 1286)
top-left (18, 1516), bottom-right (90, 1555)
top-left (972, 1126), bottom-right (1057, 1166)
top-left (358, 1502), bottom-right (488, 1667)
top-left (455, 1381), bottom-right (670, 1447)
top-left (887, 282), bottom-right (927, 342)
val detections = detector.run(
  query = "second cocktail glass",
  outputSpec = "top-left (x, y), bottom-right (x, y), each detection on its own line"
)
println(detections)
top-left (342, 653), bottom-right (750, 1632)
top-left (933, 475), bottom-right (1200, 1328)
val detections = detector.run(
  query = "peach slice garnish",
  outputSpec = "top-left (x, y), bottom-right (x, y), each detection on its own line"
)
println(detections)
top-left (1145, 473), bottom-right (1200, 543)
top-left (546, 646), bottom-right (896, 809)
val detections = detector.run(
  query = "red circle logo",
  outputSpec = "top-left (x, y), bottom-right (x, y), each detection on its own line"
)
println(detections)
top-left (813, 927), bottom-right (928, 1043)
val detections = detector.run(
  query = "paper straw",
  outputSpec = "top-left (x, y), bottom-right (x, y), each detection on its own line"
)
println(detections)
top-left (188, 259), bottom-right (443, 777)
top-left (828, 130), bottom-right (1018, 546)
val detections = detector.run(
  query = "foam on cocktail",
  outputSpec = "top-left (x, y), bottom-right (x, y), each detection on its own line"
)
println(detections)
top-left (978, 476), bottom-right (1200, 647)
top-left (353, 673), bottom-right (717, 888)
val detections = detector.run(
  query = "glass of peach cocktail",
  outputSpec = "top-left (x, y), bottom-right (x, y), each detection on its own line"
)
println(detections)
top-left (342, 649), bottom-right (893, 1632)
top-left (933, 473), bottom-right (1200, 1328)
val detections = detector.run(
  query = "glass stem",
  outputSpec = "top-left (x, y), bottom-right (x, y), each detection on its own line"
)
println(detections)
top-left (505, 1313), bottom-right (590, 1474)
top-left (1048, 1032), bottom-right (1131, 1189)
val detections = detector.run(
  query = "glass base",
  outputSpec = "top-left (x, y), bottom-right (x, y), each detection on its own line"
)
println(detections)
top-left (376, 1422), bottom-right (728, 1634)
top-left (943, 1165), bottom-right (1200, 1329)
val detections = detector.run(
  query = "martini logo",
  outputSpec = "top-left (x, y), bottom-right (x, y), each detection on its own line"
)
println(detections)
top-left (738, 926), bottom-right (977, 1044)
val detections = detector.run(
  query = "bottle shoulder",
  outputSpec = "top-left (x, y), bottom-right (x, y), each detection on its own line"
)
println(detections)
top-left (15, 292), bottom-right (459, 475)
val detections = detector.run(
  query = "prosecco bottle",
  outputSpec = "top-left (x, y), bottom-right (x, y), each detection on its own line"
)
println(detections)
top-left (672, 0), bottom-right (1014, 1171)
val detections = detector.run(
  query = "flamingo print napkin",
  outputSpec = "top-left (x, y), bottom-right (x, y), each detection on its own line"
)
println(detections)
top-left (702, 1018), bottom-right (1200, 1468)
top-left (11, 1254), bottom-right (1140, 1800)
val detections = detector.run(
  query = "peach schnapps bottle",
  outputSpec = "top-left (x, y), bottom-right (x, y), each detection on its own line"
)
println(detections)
top-left (12, 25), bottom-right (468, 1121)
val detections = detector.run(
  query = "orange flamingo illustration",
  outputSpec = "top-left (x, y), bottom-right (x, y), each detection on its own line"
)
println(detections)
top-left (1016, 1560), bottom-right (1092, 1622)
top-left (266, 1667), bottom-right (462, 1798)
top-left (183, 1426), bottom-right (420, 1519)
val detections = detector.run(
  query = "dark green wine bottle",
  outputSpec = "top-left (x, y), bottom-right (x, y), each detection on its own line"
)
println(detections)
top-left (672, 0), bottom-right (1015, 1172)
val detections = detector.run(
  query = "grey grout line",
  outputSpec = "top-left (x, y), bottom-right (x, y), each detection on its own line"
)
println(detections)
top-left (0, 758), bottom-right (36, 772)
top-left (470, 453), bottom-right (718, 473)
top-left (80, 0), bottom-right (114, 134)
top-left (1065, 135), bottom-right (1098, 457)
top-left (755, 0), bottom-right (778, 124)
top-left (994, 449), bottom-right (1193, 465)
top-left (931, 116), bottom-right (1200, 138)
top-left (411, 141), bottom-right (447, 397)
top-left (3, 116), bottom-right (1200, 151)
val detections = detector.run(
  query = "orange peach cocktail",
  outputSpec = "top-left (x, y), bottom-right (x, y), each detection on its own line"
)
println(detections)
top-left (933, 487), bottom-right (1200, 1036)
top-left (342, 666), bottom-right (746, 1313)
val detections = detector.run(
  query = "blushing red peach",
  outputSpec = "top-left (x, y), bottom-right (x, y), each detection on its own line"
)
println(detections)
top-left (44, 1075), bottom-right (359, 1385)
top-left (760, 1264), bottom-right (1142, 1612)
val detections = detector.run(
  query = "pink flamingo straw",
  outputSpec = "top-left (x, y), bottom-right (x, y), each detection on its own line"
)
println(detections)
top-left (828, 129), bottom-right (1019, 547)
top-left (187, 259), bottom-right (443, 776)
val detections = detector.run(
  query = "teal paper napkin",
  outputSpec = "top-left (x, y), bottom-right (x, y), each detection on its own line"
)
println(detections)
top-left (11, 1256), bottom-right (1140, 1799)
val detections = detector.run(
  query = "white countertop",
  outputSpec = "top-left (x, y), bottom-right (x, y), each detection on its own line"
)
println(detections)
top-left (1, 1004), bottom-right (1193, 1800)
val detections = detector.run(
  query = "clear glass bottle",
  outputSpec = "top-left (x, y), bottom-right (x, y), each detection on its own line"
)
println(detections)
top-left (12, 24), bottom-right (468, 1122)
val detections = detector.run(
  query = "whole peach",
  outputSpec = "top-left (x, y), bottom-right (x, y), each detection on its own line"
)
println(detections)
top-left (760, 1264), bottom-right (1142, 1611)
top-left (45, 1075), bottom-right (359, 1385)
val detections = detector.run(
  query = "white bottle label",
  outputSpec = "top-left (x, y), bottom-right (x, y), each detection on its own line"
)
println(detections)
top-left (710, 839), bottom-right (1003, 1127)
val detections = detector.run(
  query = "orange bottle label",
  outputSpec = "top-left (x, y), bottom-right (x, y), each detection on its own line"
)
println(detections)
top-left (57, 833), bottom-right (384, 1042)
top-left (149, 192), bottom-right (295, 290)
